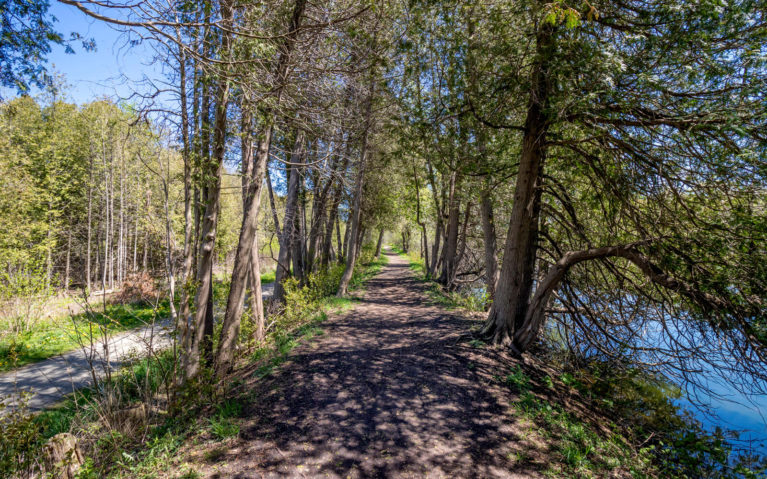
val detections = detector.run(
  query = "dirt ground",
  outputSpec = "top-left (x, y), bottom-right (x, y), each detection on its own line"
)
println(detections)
top-left (193, 252), bottom-right (554, 478)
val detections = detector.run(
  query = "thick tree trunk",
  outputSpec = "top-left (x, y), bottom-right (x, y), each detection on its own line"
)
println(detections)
top-left (482, 22), bottom-right (553, 348)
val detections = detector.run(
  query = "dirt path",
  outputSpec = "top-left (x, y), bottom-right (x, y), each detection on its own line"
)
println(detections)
top-left (198, 252), bottom-right (547, 478)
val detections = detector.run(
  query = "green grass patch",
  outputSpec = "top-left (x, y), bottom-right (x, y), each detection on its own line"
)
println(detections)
top-left (259, 271), bottom-right (275, 284)
top-left (0, 300), bottom-right (170, 372)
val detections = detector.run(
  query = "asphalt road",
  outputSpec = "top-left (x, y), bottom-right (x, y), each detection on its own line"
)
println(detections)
top-left (0, 282), bottom-right (275, 411)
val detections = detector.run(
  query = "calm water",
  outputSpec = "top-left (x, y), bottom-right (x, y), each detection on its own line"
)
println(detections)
top-left (464, 285), bottom-right (767, 455)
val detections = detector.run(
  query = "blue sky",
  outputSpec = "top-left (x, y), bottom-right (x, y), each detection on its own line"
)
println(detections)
top-left (7, 2), bottom-right (162, 105)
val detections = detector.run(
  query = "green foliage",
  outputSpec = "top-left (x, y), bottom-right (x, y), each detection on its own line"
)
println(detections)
top-left (0, 0), bottom-right (94, 95)
top-left (208, 416), bottom-right (239, 440)
top-left (516, 390), bottom-right (654, 477)
top-left (259, 271), bottom-right (275, 284)
top-left (0, 391), bottom-right (44, 478)
top-left (544, 356), bottom-right (767, 478)
top-left (501, 366), bottom-right (531, 393)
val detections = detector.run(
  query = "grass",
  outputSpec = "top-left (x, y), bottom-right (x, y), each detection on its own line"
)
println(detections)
top-left (0, 270), bottom-right (277, 373)
top-left (0, 300), bottom-right (170, 372)
top-left (260, 271), bottom-right (276, 284)
top-left (496, 367), bottom-right (655, 478)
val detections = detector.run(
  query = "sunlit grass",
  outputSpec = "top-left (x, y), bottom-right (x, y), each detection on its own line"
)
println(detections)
top-left (0, 301), bottom-right (169, 372)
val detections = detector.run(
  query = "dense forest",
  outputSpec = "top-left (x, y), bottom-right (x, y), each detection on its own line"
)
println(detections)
top-left (0, 0), bottom-right (765, 477)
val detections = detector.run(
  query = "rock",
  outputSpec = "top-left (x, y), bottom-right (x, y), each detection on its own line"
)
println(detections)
top-left (42, 433), bottom-right (83, 479)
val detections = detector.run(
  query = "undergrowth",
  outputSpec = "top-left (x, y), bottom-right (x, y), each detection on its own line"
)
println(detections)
top-left (0, 244), bottom-right (387, 478)
top-left (399, 247), bottom-right (766, 478)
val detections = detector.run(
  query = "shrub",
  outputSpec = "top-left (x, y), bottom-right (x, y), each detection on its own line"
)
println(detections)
top-left (0, 262), bottom-right (53, 336)
top-left (0, 391), bottom-right (45, 478)
top-left (116, 272), bottom-right (158, 304)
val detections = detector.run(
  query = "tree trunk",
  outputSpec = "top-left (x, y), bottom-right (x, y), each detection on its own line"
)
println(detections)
top-left (337, 86), bottom-right (374, 296)
top-left (273, 131), bottom-right (306, 303)
top-left (265, 167), bottom-right (281, 236)
top-left (374, 229), bottom-right (384, 258)
top-left (341, 216), bottom-right (351, 262)
top-left (439, 172), bottom-right (460, 289)
top-left (480, 184), bottom-right (499, 304)
top-left (183, 7), bottom-right (232, 378)
top-left (216, 108), bottom-right (271, 375)
top-left (249, 233), bottom-right (265, 343)
top-left (64, 232), bottom-right (71, 291)
top-left (482, 21), bottom-right (554, 348)
top-left (321, 153), bottom-right (348, 266)
top-left (86, 156), bottom-right (93, 292)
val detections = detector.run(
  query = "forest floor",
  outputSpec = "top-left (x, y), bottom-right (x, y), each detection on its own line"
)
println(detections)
top-left (183, 252), bottom-right (559, 478)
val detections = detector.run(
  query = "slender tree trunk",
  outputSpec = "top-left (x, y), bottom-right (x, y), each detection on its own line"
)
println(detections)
top-left (375, 229), bottom-right (384, 258)
top-left (480, 184), bottom-right (499, 304)
top-left (265, 168), bottom-right (281, 236)
top-left (86, 156), bottom-right (93, 292)
top-left (273, 131), bottom-right (306, 303)
top-left (342, 217), bottom-right (351, 262)
top-left (215, 103), bottom-right (272, 374)
top-left (183, 2), bottom-right (233, 378)
top-left (335, 215), bottom-right (342, 262)
top-left (176, 41), bottom-right (195, 356)
top-left (337, 82), bottom-right (374, 296)
top-left (323, 152), bottom-right (350, 265)
top-left (248, 234), bottom-right (265, 342)
top-left (439, 172), bottom-right (460, 289)
top-left (64, 232), bottom-right (71, 291)
top-left (430, 216), bottom-right (442, 278)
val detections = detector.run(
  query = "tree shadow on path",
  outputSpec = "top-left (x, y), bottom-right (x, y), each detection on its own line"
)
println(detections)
top-left (204, 254), bottom-right (551, 478)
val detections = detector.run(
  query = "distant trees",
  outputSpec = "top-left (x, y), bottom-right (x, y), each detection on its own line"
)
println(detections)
top-left (0, 96), bottom-right (246, 302)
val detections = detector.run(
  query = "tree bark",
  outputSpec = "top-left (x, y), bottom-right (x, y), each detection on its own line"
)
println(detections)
top-left (374, 228), bottom-right (384, 258)
top-left (482, 20), bottom-right (554, 347)
top-left (216, 107), bottom-right (271, 375)
top-left (439, 172), bottom-right (460, 289)
top-left (480, 184), bottom-right (499, 304)
top-left (337, 127), bottom-right (372, 296)
top-left (183, 0), bottom-right (233, 379)
top-left (273, 131), bottom-right (306, 303)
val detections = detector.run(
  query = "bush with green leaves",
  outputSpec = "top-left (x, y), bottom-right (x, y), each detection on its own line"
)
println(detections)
top-left (0, 391), bottom-right (45, 478)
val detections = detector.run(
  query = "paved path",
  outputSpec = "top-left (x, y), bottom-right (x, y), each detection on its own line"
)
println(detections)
top-left (197, 252), bottom-right (545, 478)
top-left (0, 282), bottom-right (275, 411)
